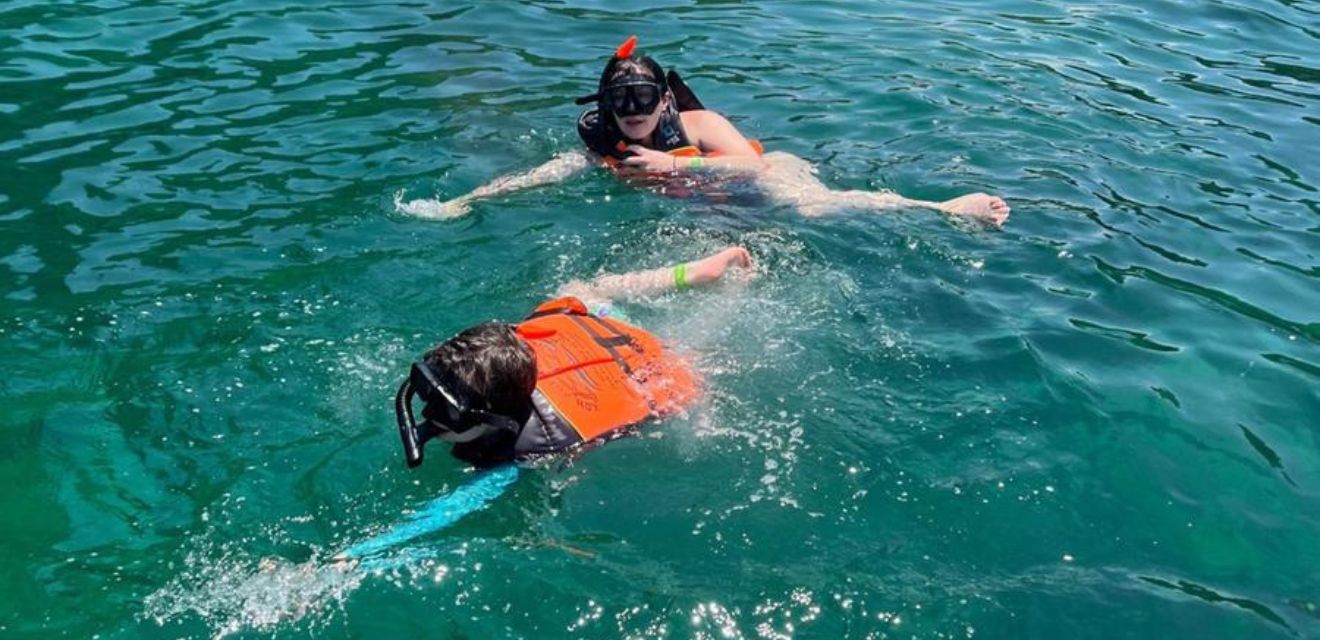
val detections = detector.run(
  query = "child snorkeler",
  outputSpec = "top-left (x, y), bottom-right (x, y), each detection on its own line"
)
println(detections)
top-left (402, 36), bottom-right (1009, 225)
top-left (244, 250), bottom-right (749, 591)
top-left (394, 246), bottom-right (753, 468)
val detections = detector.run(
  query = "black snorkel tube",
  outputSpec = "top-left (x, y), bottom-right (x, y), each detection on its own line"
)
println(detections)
top-left (394, 361), bottom-right (524, 468)
top-left (394, 373), bottom-right (430, 468)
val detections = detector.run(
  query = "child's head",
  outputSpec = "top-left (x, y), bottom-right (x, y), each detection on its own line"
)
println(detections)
top-left (422, 322), bottom-right (536, 417)
top-left (405, 322), bottom-right (536, 467)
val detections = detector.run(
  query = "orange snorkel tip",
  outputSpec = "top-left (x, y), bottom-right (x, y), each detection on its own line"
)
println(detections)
top-left (614, 35), bottom-right (637, 59)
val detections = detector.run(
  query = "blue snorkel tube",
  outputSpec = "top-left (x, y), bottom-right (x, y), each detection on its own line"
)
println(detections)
top-left (338, 464), bottom-right (520, 565)
top-left (341, 365), bottom-right (526, 565)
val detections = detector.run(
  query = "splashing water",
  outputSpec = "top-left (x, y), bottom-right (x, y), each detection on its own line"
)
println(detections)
top-left (144, 551), bottom-right (365, 639)
top-left (143, 466), bottom-right (520, 637)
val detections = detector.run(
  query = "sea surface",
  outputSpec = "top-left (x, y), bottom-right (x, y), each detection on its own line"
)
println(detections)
top-left (2, 1), bottom-right (1317, 638)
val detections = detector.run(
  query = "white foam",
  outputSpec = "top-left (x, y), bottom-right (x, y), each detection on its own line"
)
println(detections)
top-left (143, 550), bottom-right (363, 638)
top-left (392, 190), bottom-right (469, 219)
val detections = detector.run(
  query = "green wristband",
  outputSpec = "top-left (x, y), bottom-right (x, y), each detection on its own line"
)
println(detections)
top-left (687, 157), bottom-right (705, 171)
top-left (673, 263), bottom-right (688, 290)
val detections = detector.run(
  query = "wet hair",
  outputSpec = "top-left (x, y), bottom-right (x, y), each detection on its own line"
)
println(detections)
top-left (599, 55), bottom-right (666, 91)
top-left (422, 322), bottom-right (536, 418)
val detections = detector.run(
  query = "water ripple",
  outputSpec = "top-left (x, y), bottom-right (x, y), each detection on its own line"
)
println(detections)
top-left (2, 0), bottom-right (1318, 637)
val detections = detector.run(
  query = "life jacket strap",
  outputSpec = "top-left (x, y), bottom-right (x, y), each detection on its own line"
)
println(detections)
top-left (432, 418), bottom-right (518, 444)
top-left (567, 314), bottom-right (641, 377)
top-left (525, 296), bottom-right (590, 320)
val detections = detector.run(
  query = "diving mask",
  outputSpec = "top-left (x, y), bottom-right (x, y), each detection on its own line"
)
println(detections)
top-left (604, 79), bottom-right (663, 117)
top-left (394, 360), bottom-right (522, 468)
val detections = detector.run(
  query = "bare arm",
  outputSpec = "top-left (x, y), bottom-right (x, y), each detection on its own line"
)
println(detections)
top-left (684, 110), bottom-right (763, 162)
top-left (622, 145), bottom-right (765, 175)
top-left (620, 110), bottom-right (766, 175)
top-left (395, 151), bottom-right (595, 219)
top-left (557, 246), bottom-right (754, 307)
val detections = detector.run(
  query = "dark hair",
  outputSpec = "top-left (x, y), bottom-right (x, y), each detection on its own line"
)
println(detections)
top-left (423, 322), bottom-right (536, 417)
top-left (599, 55), bottom-right (666, 90)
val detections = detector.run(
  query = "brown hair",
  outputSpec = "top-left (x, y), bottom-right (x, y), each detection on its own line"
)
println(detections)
top-left (422, 322), bottom-right (536, 417)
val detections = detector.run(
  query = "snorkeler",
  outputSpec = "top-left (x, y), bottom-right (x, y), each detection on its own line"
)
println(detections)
top-left (401, 36), bottom-right (1009, 225)
top-left (320, 247), bottom-right (750, 565)
top-left (393, 246), bottom-right (753, 468)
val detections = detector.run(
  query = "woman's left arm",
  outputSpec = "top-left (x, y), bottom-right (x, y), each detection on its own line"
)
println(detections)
top-left (685, 110), bottom-right (761, 158)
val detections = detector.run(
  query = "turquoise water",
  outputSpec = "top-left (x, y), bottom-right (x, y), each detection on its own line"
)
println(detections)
top-left (2, 0), bottom-right (1318, 637)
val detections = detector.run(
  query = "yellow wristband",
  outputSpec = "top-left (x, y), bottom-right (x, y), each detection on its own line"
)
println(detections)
top-left (673, 263), bottom-right (688, 290)
top-left (687, 157), bottom-right (705, 170)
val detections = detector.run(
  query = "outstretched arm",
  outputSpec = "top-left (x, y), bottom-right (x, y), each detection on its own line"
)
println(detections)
top-left (557, 246), bottom-right (754, 306)
top-left (396, 151), bottom-right (596, 219)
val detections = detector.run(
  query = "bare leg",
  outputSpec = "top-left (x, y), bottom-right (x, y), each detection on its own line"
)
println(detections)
top-left (754, 151), bottom-right (1009, 226)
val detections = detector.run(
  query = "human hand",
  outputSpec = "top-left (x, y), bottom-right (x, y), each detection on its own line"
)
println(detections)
top-left (686, 246), bottom-right (755, 285)
top-left (438, 198), bottom-right (472, 218)
top-left (620, 145), bottom-right (678, 174)
top-left (394, 194), bottom-right (472, 219)
top-left (939, 193), bottom-right (1010, 226)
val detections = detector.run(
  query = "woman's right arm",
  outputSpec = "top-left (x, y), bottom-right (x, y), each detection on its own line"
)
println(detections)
top-left (395, 151), bottom-right (596, 219)
top-left (620, 111), bottom-right (765, 175)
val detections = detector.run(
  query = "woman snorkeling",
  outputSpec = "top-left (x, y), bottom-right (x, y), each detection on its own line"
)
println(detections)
top-left (400, 36), bottom-right (1009, 226)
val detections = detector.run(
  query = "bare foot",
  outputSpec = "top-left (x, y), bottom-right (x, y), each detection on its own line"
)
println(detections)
top-left (686, 246), bottom-right (755, 285)
top-left (940, 193), bottom-right (1010, 226)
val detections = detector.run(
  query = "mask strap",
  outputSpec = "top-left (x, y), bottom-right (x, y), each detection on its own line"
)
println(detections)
top-left (432, 414), bottom-right (522, 443)
top-left (395, 365), bottom-right (528, 466)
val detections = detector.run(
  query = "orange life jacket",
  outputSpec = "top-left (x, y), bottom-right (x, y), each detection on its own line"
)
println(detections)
top-left (509, 297), bottom-right (701, 458)
top-left (599, 138), bottom-right (766, 169)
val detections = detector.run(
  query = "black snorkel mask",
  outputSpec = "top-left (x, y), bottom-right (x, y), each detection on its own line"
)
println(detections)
top-left (574, 35), bottom-right (668, 117)
top-left (393, 360), bottom-right (523, 468)
top-left (602, 79), bottom-right (663, 117)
